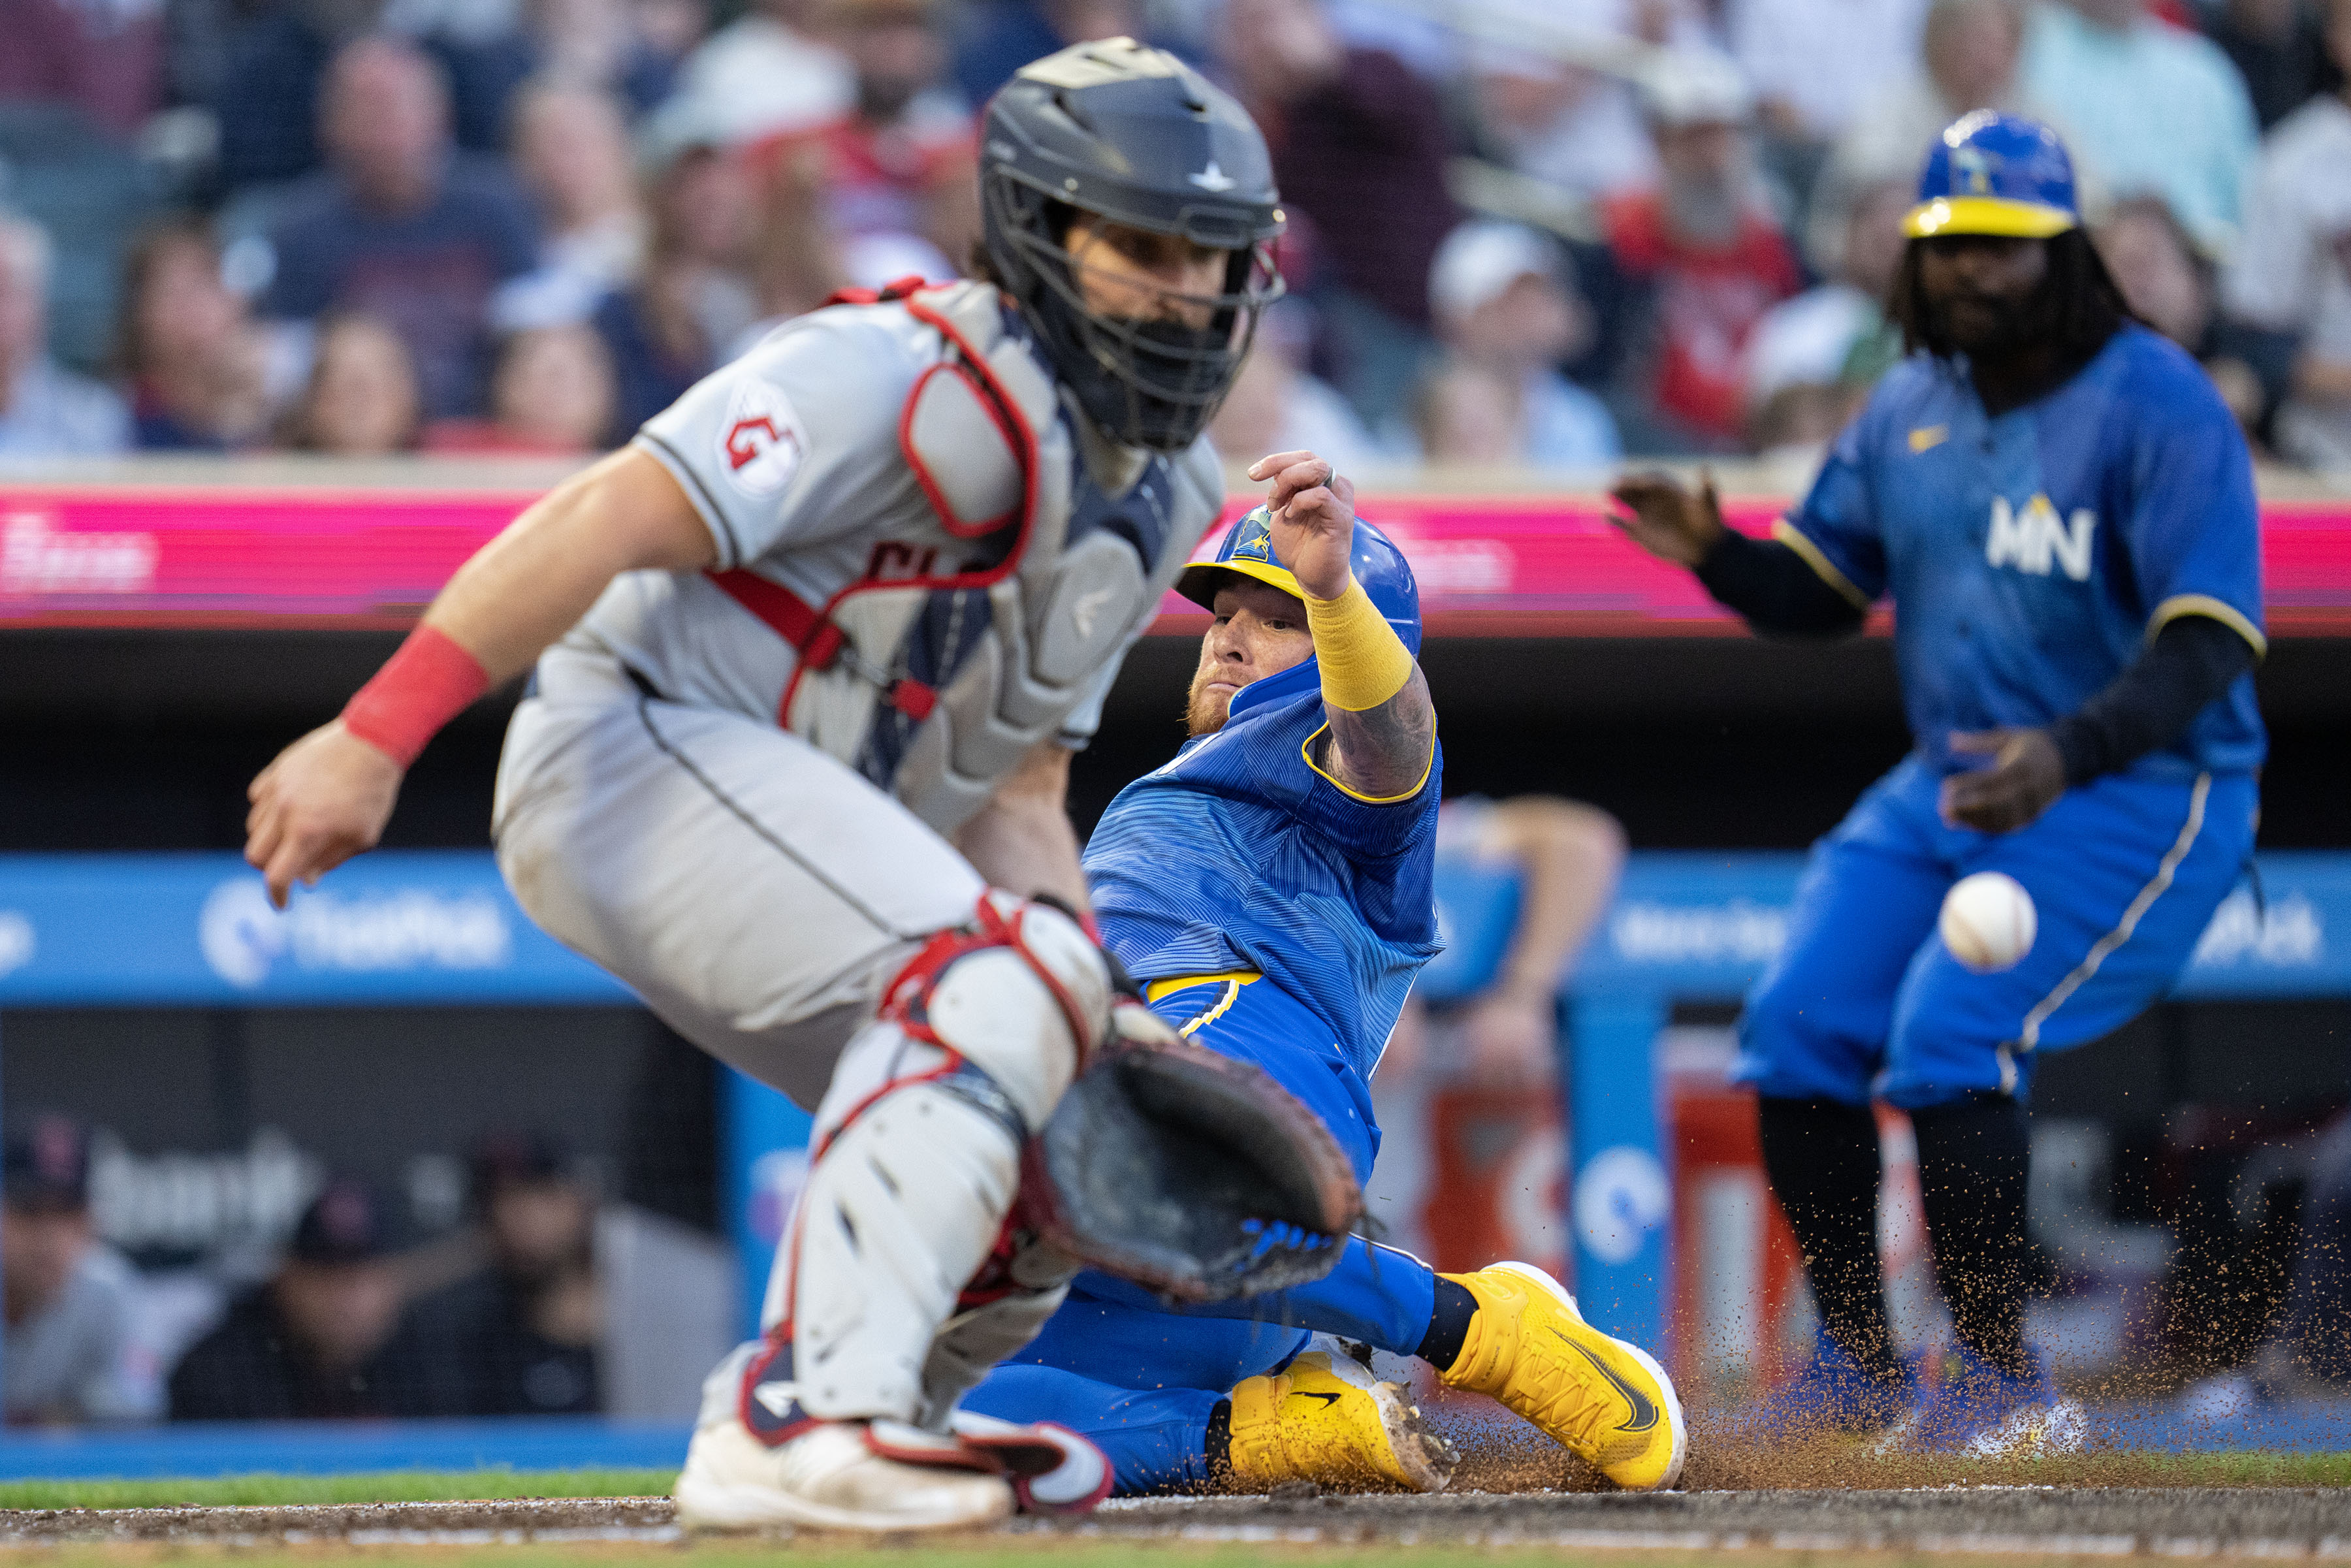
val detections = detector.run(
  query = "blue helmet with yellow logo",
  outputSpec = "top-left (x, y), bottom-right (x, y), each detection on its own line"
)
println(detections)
top-left (1177, 507), bottom-right (1423, 656)
top-left (1904, 111), bottom-right (2079, 240)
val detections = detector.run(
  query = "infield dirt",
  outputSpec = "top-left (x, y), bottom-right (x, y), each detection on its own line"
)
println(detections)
top-left (4, 1405), bottom-right (2344, 1557)
top-left (7, 1484), bottom-right (2351, 1558)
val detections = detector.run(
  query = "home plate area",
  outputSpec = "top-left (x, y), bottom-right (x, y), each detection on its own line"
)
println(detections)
top-left (10, 1485), bottom-right (2351, 1557)
top-left (10, 1405), bottom-right (2351, 1557)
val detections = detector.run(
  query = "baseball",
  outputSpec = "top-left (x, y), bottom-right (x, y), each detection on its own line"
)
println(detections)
top-left (1940, 872), bottom-right (2038, 973)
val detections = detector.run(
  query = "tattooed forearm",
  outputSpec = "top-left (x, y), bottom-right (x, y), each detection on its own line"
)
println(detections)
top-left (1322, 667), bottom-right (1436, 799)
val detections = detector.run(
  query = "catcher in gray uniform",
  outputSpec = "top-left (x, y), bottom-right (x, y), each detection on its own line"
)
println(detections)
top-left (240, 40), bottom-right (1348, 1533)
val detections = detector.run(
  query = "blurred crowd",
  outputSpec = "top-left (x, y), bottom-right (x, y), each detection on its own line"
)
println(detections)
top-left (0, 0), bottom-right (2346, 470)
top-left (3, 1119), bottom-right (613, 1424)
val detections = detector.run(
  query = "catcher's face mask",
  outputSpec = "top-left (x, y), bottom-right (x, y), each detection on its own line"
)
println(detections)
top-left (978, 39), bottom-right (1286, 453)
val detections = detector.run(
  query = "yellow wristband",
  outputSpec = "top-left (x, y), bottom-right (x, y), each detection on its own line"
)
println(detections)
top-left (1305, 579), bottom-right (1415, 711)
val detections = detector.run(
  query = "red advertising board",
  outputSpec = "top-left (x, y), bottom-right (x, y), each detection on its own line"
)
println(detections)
top-left (4, 482), bottom-right (2348, 635)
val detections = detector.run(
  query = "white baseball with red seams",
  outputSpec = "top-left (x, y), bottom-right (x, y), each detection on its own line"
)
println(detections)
top-left (1939, 872), bottom-right (2039, 974)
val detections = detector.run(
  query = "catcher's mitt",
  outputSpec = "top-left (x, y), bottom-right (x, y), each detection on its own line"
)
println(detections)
top-left (1018, 1022), bottom-right (1362, 1302)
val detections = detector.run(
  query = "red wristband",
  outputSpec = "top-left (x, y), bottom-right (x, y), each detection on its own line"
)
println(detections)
top-left (341, 624), bottom-right (490, 768)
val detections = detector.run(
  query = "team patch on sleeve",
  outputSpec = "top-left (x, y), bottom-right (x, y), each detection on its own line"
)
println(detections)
top-left (718, 377), bottom-right (808, 498)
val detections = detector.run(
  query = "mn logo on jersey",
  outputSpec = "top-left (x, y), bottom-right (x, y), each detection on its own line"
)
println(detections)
top-left (1987, 493), bottom-right (2096, 581)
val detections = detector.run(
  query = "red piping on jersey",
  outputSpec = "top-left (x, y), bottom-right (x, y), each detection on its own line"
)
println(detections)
top-left (705, 279), bottom-right (1042, 733)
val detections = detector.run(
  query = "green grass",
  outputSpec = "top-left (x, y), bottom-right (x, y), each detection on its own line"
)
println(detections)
top-left (247, 1550), bottom-right (1552, 1563)
top-left (0, 1465), bottom-right (2348, 1568)
top-left (9, 1546), bottom-right (2267, 1568)
top-left (2097, 1449), bottom-right (2351, 1486)
top-left (1704, 1445), bottom-right (2351, 1491)
top-left (0, 1468), bottom-right (674, 1511)
top-left (4, 1448), bottom-right (2351, 1513)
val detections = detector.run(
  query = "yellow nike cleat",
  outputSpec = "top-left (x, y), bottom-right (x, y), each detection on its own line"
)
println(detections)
top-left (1437, 1262), bottom-right (1688, 1491)
top-left (1226, 1349), bottom-right (1457, 1493)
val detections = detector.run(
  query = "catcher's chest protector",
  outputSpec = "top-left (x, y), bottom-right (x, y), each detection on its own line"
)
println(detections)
top-left (721, 280), bottom-right (1223, 836)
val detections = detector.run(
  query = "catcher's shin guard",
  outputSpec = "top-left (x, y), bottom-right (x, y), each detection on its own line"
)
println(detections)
top-left (776, 892), bottom-right (1111, 1426)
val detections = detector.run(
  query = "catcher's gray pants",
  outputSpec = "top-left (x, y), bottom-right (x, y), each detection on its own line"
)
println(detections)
top-left (492, 643), bottom-right (985, 1108)
top-left (493, 644), bottom-right (1087, 1424)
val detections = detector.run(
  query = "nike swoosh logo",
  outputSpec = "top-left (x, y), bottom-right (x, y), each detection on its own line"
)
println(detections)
top-left (753, 1381), bottom-right (801, 1418)
top-left (1288, 1390), bottom-right (1343, 1409)
top-left (1552, 1330), bottom-right (1659, 1434)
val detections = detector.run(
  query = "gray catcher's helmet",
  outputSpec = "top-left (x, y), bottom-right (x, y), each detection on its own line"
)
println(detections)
top-left (980, 38), bottom-right (1285, 453)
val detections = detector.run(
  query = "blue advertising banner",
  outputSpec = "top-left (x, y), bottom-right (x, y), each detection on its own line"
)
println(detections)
top-left (0, 852), bottom-right (630, 1006)
top-left (0, 852), bottom-right (808, 1338)
top-left (722, 1072), bottom-right (813, 1337)
top-left (5, 850), bottom-right (2346, 1387)
top-left (1426, 850), bottom-right (2351, 1006)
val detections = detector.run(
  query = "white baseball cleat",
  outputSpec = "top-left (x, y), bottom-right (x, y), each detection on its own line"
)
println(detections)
top-left (673, 1417), bottom-right (1013, 1533)
top-left (673, 1339), bottom-right (1011, 1533)
top-left (1870, 1345), bottom-right (2087, 1460)
top-left (951, 1409), bottom-right (1115, 1514)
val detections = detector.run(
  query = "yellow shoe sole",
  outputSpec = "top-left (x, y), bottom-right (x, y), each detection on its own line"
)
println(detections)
top-left (1230, 1349), bottom-right (1458, 1494)
top-left (1305, 1349), bottom-right (1457, 1493)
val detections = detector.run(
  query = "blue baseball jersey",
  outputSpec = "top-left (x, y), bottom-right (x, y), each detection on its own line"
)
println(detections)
top-left (1783, 324), bottom-right (2266, 780)
top-left (1084, 658), bottom-right (1442, 1080)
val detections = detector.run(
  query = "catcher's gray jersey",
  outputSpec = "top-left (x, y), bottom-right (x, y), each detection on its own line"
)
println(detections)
top-left (572, 279), bottom-right (1224, 836)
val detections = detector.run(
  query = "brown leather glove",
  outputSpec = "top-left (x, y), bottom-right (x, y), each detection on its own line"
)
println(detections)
top-left (1018, 1032), bottom-right (1362, 1302)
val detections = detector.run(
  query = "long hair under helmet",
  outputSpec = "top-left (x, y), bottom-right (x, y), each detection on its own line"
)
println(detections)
top-left (980, 38), bottom-right (1286, 453)
top-left (1889, 109), bottom-right (2130, 362)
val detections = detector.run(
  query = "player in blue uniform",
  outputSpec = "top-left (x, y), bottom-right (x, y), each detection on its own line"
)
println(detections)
top-left (964, 450), bottom-right (1687, 1497)
top-left (1611, 114), bottom-right (2265, 1454)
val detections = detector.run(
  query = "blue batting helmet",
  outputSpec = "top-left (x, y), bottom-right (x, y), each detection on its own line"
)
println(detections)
top-left (1904, 111), bottom-right (2079, 240)
top-left (1177, 506), bottom-right (1423, 656)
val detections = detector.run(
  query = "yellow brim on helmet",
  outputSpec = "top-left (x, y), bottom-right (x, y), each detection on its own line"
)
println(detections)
top-left (1904, 196), bottom-right (2077, 239)
top-left (1176, 556), bottom-right (1306, 610)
